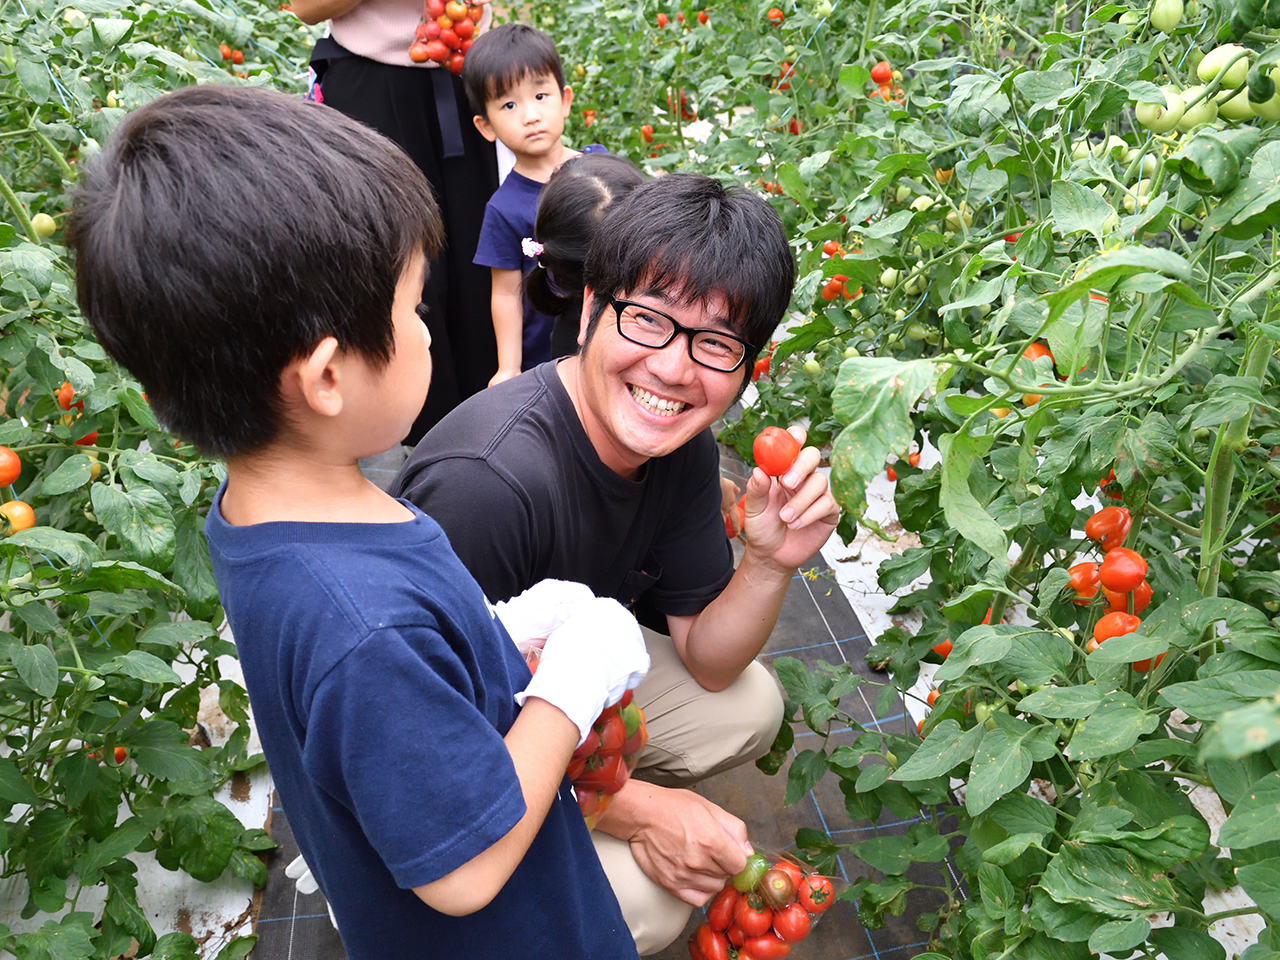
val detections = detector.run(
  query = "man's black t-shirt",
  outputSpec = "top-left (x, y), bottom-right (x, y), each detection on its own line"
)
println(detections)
top-left (390, 362), bottom-right (734, 623)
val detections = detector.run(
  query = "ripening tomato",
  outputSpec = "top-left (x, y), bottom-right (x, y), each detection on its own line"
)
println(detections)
top-left (0, 447), bottom-right (21, 488)
top-left (114, 746), bottom-right (127, 764)
top-left (754, 427), bottom-right (801, 477)
top-left (467, 3), bottom-right (483, 20)
top-left (1022, 341), bottom-right (1053, 364)
top-left (734, 893), bottom-right (774, 937)
top-left (918, 718), bottom-right (925, 734)
top-left (1099, 548), bottom-right (1147, 593)
top-left (707, 885), bottom-right (739, 931)
top-left (1068, 561), bottom-right (1100, 604)
top-left (1099, 468), bottom-right (1124, 499)
top-left (932, 637), bottom-right (952, 659)
top-left (798, 875), bottom-right (835, 914)
top-left (870, 60), bottom-right (892, 85)
top-left (1094, 610), bottom-right (1142, 644)
top-left (926, 688), bottom-right (939, 707)
top-left (1102, 578), bottom-right (1152, 614)
top-left (770, 859), bottom-right (805, 889)
top-left (0, 501), bottom-right (35, 536)
top-left (696, 922), bottom-right (731, 960)
top-left (908, 452), bottom-right (920, 467)
top-left (409, 41), bottom-right (431, 61)
top-left (771, 902), bottom-right (811, 942)
top-left (1084, 637), bottom-right (1101, 654)
top-left (444, 0), bottom-right (467, 17)
top-left (1085, 506), bottom-right (1131, 552)
top-left (759, 868), bottom-right (796, 909)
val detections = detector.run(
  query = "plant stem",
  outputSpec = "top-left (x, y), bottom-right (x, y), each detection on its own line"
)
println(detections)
top-left (0, 168), bottom-right (40, 243)
top-left (1205, 906), bottom-right (1263, 923)
top-left (1145, 502), bottom-right (1201, 539)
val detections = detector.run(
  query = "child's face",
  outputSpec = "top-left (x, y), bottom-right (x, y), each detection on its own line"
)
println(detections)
top-left (475, 72), bottom-right (572, 159)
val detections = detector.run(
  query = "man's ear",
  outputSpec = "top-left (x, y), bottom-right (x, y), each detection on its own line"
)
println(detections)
top-left (473, 113), bottom-right (497, 143)
top-left (578, 287), bottom-right (594, 347)
top-left (284, 336), bottom-right (344, 419)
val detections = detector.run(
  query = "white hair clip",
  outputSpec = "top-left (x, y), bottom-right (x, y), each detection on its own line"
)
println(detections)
top-left (521, 238), bottom-right (544, 258)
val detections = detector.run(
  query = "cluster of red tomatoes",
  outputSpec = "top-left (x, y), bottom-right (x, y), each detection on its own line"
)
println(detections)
top-left (0, 444), bottom-right (33, 537)
top-left (218, 44), bottom-right (245, 66)
top-left (691, 854), bottom-right (836, 959)
top-left (408, 0), bottom-right (481, 73)
top-left (884, 450), bottom-right (920, 483)
top-left (565, 690), bottom-right (647, 826)
top-left (867, 60), bottom-right (904, 103)
top-left (656, 10), bottom-right (709, 26)
top-left (1070, 504), bottom-right (1162, 671)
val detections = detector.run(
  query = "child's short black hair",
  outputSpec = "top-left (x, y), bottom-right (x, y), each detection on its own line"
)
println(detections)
top-left (526, 154), bottom-right (646, 317)
top-left (462, 23), bottom-right (566, 116)
top-left (67, 85), bottom-right (442, 461)
top-left (581, 174), bottom-right (794, 367)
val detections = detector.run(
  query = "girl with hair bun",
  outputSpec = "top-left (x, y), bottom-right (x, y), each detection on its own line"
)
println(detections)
top-left (523, 153), bottom-right (647, 359)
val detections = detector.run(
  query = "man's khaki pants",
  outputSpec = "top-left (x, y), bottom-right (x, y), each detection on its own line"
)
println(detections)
top-left (593, 628), bottom-right (785, 955)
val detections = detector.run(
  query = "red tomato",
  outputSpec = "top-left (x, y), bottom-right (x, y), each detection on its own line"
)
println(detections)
top-left (707, 885), bottom-right (739, 931)
top-left (1085, 506), bottom-right (1131, 552)
top-left (734, 893), bottom-right (773, 937)
top-left (578, 788), bottom-right (599, 817)
top-left (1022, 341), bottom-right (1053, 364)
top-left (231, 48), bottom-right (244, 64)
top-left (753, 427), bottom-right (801, 477)
top-left (57, 382), bottom-right (83, 412)
top-left (619, 689), bottom-right (633, 709)
top-left (932, 637), bottom-right (952, 659)
top-left (907, 452), bottom-right (920, 467)
top-left (1093, 610), bottom-right (1142, 644)
top-left (696, 923), bottom-right (731, 960)
top-left (771, 902), bottom-right (811, 942)
top-left (1068, 561), bottom-right (1100, 604)
top-left (1099, 468), bottom-right (1124, 499)
top-left (454, 16), bottom-right (474, 38)
top-left (798, 875), bottom-right (835, 913)
top-left (426, 0), bottom-right (445, 15)
top-left (821, 278), bottom-right (843, 301)
top-left (574, 751), bottom-right (624, 789)
top-left (572, 729), bottom-right (601, 760)
top-left (1005, 232), bottom-right (1023, 242)
top-left (467, 3), bottom-right (482, 20)
top-left (752, 354), bottom-right (771, 381)
top-left (566, 757), bottom-right (586, 781)
top-left (886, 465), bottom-right (897, 482)
top-left (73, 431), bottom-right (98, 446)
top-left (448, 51), bottom-right (465, 73)
top-left (726, 924), bottom-right (746, 947)
top-left (0, 447), bottom-right (21, 487)
top-left (597, 713), bottom-right (626, 753)
top-left (440, 27), bottom-right (460, 48)
top-left (408, 41), bottom-right (431, 62)
top-left (641, 124), bottom-right (654, 142)
top-left (219, 43), bottom-right (231, 60)
top-left (926, 688), bottom-right (939, 707)
top-left (424, 39), bottom-right (449, 62)
top-left (698, 9), bottom-right (708, 22)
top-left (770, 860), bottom-right (804, 889)
top-left (114, 746), bottom-right (127, 764)
top-left (1132, 651), bottom-right (1166, 673)
top-left (1099, 548), bottom-right (1147, 593)
top-left (1102, 579), bottom-right (1152, 614)
top-left (744, 933), bottom-right (792, 958)
top-left (822, 240), bottom-right (842, 257)
top-left (688, 933), bottom-right (707, 960)
top-left (766, 7), bottom-right (784, 22)
top-left (870, 60), bottom-right (892, 84)
top-left (656, 12), bottom-right (668, 26)
top-left (737, 495), bottom-right (746, 536)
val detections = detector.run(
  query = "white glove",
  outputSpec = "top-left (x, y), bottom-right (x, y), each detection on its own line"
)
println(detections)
top-left (492, 579), bottom-right (596, 646)
top-left (514, 597), bottom-right (650, 746)
top-left (286, 855), bottom-right (340, 930)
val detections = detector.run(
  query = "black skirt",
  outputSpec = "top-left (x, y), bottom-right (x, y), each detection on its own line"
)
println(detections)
top-left (319, 53), bottom-right (499, 443)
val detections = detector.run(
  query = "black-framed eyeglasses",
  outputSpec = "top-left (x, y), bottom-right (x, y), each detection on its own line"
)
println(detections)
top-left (608, 297), bottom-right (754, 373)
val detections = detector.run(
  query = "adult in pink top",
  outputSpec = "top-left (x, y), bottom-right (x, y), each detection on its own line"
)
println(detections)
top-left (293, 0), bottom-right (500, 441)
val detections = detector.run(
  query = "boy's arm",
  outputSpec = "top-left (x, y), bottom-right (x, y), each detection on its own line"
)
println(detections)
top-left (489, 268), bottom-right (525, 386)
top-left (413, 697), bottom-right (577, 915)
top-left (290, 0), bottom-right (361, 24)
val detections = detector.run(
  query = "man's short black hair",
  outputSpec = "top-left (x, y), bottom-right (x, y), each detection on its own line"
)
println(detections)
top-left (67, 85), bottom-right (442, 460)
top-left (581, 174), bottom-right (794, 373)
top-left (462, 23), bottom-right (566, 116)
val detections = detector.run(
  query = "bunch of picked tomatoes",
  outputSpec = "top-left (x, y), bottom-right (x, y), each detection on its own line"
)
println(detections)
top-left (565, 690), bottom-right (647, 826)
top-left (1070, 502), bottom-right (1162, 672)
top-left (691, 852), bottom-right (837, 959)
top-left (408, 0), bottom-right (482, 73)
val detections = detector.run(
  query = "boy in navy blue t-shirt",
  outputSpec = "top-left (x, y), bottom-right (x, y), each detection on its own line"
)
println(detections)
top-left (464, 24), bottom-right (605, 386)
top-left (66, 85), bottom-right (647, 960)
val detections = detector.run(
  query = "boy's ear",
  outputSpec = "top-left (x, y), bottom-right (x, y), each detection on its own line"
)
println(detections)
top-left (284, 336), bottom-right (344, 419)
top-left (472, 113), bottom-right (497, 143)
top-left (560, 85), bottom-right (573, 116)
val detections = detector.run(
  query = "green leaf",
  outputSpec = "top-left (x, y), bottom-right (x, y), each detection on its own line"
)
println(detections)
top-left (64, 561), bottom-right (179, 596)
top-left (54, 752), bottom-right (98, 808)
top-left (1088, 918), bottom-right (1150, 955)
top-left (11, 600), bottom-right (62, 635)
top-left (987, 791), bottom-right (1059, 837)
top-left (893, 720), bottom-right (984, 780)
top-left (1017, 684), bottom-right (1105, 718)
top-left (934, 624), bottom-right (1016, 682)
top-left (42, 455), bottom-right (93, 496)
top-left (1219, 770), bottom-right (1280, 849)
top-left (1086, 630), bottom-right (1168, 664)
top-left (1051, 180), bottom-right (1112, 242)
top-left (982, 832), bottom-right (1041, 865)
top-left (73, 817), bottom-right (153, 886)
top-left (1041, 246), bottom-right (1197, 324)
top-left (9, 642), bottom-right (60, 697)
top-left (938, 431), bottom-right (1007, 565)
top-left (966, 726), bottom-right (1035, 814)
top-left (1039, 842), bottom-right (1177, 916)
top-left (164, 796), bottom-right (241, 883)
top-left (1002, 631), bottom-right (1074, 686)
top-left (1161, 671), bottom-right (1280, 720)
top-left (119, 387), bottom-right (158, 430)
top-left (15, 58), bottom-right (52, 104)
top-left (852, 835), bottom-right (914, 874)
top-left (978, 863), bottom-right (1018, 918)
top-left (101, 650), bottom-right (181, 686)
top-left (213, 936), bottom-right (258, 960)
top-left (1064, 692), bottom-right (1159, 760)
top-left (1202, 698), bottom-right (1280, 760)
top-left (136, 619), bottom-right (217, 648)
top-left (11, 918), bottom-right (94, 960)
top-left (855, 763), bottom-right (892, 792)
top-left (91, 484), bottom-right (176, 569)
top-left (1076, 815), bottom-right (1210, 867)
top-left (0, 757), bottom-right (41, 805)
top-left (121, 721), bottom-right (210, 784)
top-left (152, 932), bottom-right (200, 960)
top-left (784, 748), bottom-right (828, 806)
top-left (1237, 858), bottom-right (1280, 918)
top-left (5, 528), bottom-right (101, 575)
top-left (1150, 927), bottom-right (1226, 960)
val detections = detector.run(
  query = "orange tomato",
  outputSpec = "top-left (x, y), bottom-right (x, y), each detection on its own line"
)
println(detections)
top-left (0, 447), bottom-right (21, 487)
top-left (0, 500), bottom-right (35, 535)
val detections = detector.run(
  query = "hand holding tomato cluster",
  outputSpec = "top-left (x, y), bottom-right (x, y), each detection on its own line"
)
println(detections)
top-left (408, 0), bottom-right (482, 73)
top-left (690, 851), bottom-right (838, 959)
top-left (564, 689), bottom-right (647, 827)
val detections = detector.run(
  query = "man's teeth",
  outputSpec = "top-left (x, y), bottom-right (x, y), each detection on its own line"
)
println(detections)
top-left (630, 385), bottom-right (687, 416)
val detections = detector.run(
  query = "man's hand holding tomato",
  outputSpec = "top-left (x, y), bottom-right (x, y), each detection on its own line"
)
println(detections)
top-left (740, 426), bottom-right (839, 571)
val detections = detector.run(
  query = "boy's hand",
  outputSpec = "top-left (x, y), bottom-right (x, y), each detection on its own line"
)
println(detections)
top-left (515, 598), bottom-right (649, 745)
top-left (492, 579), bottom-right (594, 645)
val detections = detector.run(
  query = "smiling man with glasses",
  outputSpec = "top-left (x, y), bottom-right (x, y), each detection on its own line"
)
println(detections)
top-left (391, 173), bottom-right (840, 955)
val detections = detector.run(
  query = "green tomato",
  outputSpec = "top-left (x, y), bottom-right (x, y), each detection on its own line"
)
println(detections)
top-left (924, 330), bottom-right (942, 345)
top-left (843, 345), bottom-right (860, 359)
top-left (895, 183), bottom-right (912, 203)
top-left (30, 213), bottom-right (56, 237)
top-left (1135, 87), bottom-right (1184, 132)
top-left (815, 0), bottom-right (833, 15)
top-left (880, 267), bottom-right (900, 287)
top-left (1218, 87), bottom-right (1255, 121)
top-left (1118, 10), bottom-right (1141, 25)
top-left (1071, 140), bottom-right (1091, 161)
top-left (1198, 44), bottom-right (1248, 88)
top-left (884, 750), bottom-right (898, 768)
top-left (1149, 0), bottom-right (1183, 32)
top-left (904, 322), bottom-right (929, 341)
top-left (1177, 86), bottom-right (1218, 129)
top-left (732, 854), bottom-right (771, 893)
top-left (973, 702), bottom-right (992, 724)
top-left (1251, 66), bottom-right (1280, 119)
top-left (803, 358), bottom-right (821, 375)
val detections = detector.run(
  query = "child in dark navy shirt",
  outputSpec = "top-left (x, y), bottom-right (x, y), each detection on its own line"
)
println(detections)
top-left (67, 85), bottom-right (647, 960)
top-left (464, 24), bottom-right (606, 385)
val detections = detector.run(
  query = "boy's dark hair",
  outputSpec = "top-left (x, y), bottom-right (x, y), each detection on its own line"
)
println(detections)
top-left (526, 154), bottom-right (646, 317)
top-left (462, 23), bottom-right (566, 116)
top-left (581, 174), bottom-right (794, 371)
top-left (67, 85), bottom-right (442, 460)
